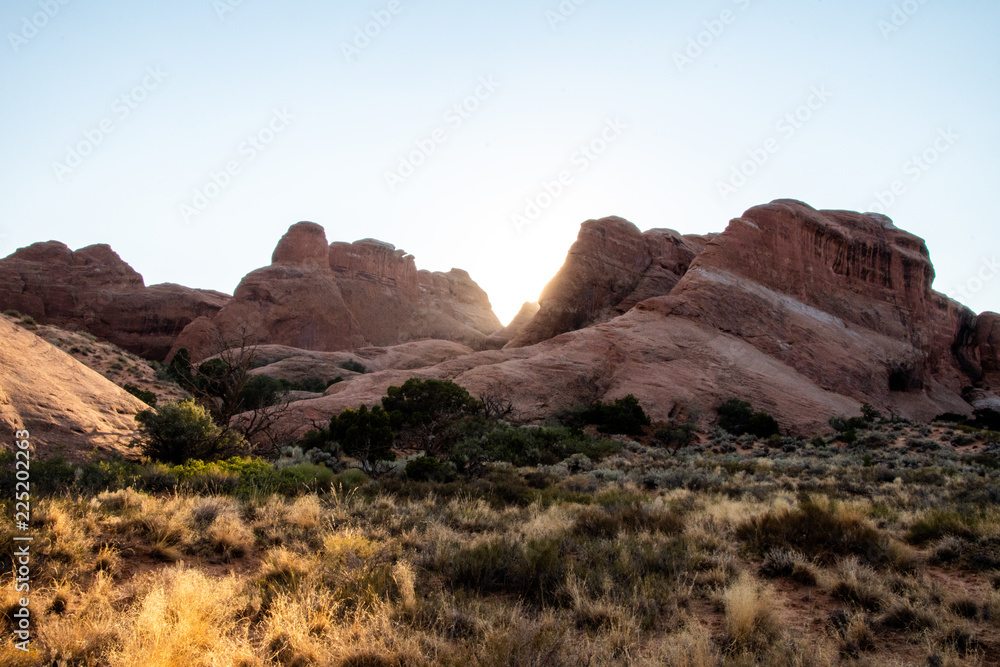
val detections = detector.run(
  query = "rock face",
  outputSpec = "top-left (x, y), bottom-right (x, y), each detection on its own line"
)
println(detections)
top-left (247, 340), bottom-right (475, 385)
top-left (0, 316), bottom-right (148, 460)
top-left (170, 222), bottom-right (502, 362)
top-left (976, 312), bottom-right (1000, 376)
top-left (272, 201), bottom-right (1000, 437)
top-left (507, 217), bottom-right (709, 347)
top-left (486, 302), bottom-right (540, 348)
top-left (0, 242), bottom-right (230, 360)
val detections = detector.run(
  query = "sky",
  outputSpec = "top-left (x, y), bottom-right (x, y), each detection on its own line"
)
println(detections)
top-left (1, 0), bottom-right (998, 325)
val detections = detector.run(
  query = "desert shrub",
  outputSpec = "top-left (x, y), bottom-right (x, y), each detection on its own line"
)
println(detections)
top-left (572, 503), bottom-right (684, 538)
top-left (168, 457), bottom-right (333, 496)
top-left (579, 394), bottom-right (651, 436)
top-left (75, 457), bottom-right (144, 493)
top-left (736, 497), bottom-right (893, 566)
top-left (337, 468), bottom-right (371, 490)
top-left (383, 378), bottom-right (480, 430)
top-left (830, 416), bottom-right (868, 433)
top-left (437, 534), bottom-right (566, 603)
top-left (290, 376), bottom-right (327, 393)
top-left (332, 405), bottom-right (395, 475)
top-left (718, 398), bottom-right (780, 437)
top-left (340, 359), bottom-right (367, 374)
top-left (449, 424), bottom-right (621, 472)
top-left (758, 549), bottom-right (816, 584)
top-left (405, 455), bottom-right (456, 483)
top-left (20, 315), bottom-right (37, 326)
top-left (237, 374), bottom-right (287, 411)
top-left (838, 428), bottom-right (859, 445)
top-left (861, 403), bottom-right (884, 423)
top-left (0, 453), bottom-right (77, 496)
top-left (2, 309), bottom-right (21, 317)
top-left (122, 383), bottom-right (157, 407)
top-left (906, 509), bottom-right (979, 545)
top-left (134, 399), bottom-right (246, 464)
top-left (971, 408), bottom-right (1000, 432)
top-left (831, 558), bottom-right (889, 612)
top-left (879, 598), bottom-right (937, 631)
top-left (655, 423), bottom-right (698, 448)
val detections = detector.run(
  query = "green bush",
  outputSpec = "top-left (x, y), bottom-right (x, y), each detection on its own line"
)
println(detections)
top-left (654, 423), bottom-right (698, 449)
top-left (169, 457), bottom-right (334, 495)
top-left (340, 359), bottom-right (367, 374)
top-left (122, 383), bottom-right (157, 407)
top-left (861, 403), bottom-right (884, 423)
top-left (405, 456), bottom-right (456, 483)
top-left (134, 399), bottom-right (246, 464)
top-left (736, 498), bottom-right (892, 567)
top-left (839, 428), bottom-right (859, 445)
top-left (331, 405), bottom-right (395, 474)
top-left (718, 398), bottom-right (780, 437)
top-left (449, 424), bottom-right (621, 472)
top-left (906, 509), bottom-right (978, 545)
top-left (20, 315), bottom-right (36, 326)
top-left (293, 376), bottom-right (328, 393)
top-left (337, 468), bottom-right (371, 490)
top-left (166, 348), bottom-right (194, 384)
top-left (579, 394), bottom-right (651, 436)
top-left (2, 309), bottom-right (21, 317)
top-left (382, 378), bottom-right (480, 430)
top-left (971, 408), bottom-right (1000, 432)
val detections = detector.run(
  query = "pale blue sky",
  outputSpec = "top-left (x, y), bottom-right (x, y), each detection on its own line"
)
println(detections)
top-left (1, 0), bottom-right (998, 323)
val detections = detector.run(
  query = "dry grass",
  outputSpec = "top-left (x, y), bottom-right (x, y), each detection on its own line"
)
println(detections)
top-left (109, 567), bottom-right (255, 667)
top-left (5, 424), bottom-right (1000, 665)
top-left (722, 573), bottom-right (781, 654)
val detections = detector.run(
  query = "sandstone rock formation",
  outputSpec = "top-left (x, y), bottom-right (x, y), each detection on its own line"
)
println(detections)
top-left (170, 222), bottom-right (502, 362)
top-left (485, 302), bottom-right (540, 348)
top-left (0, 316), bottom-right (148, 460)
top-left (507, 217), bottom-right (709, 347)
top-left (271, 201), bottom-right (1000, 438)
top-left (0, 241), bottom-right (230, 360)
top-left (248, 340), bottom-right (475, 385)
top-left (976, 312), bottom-right (1000, 376)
